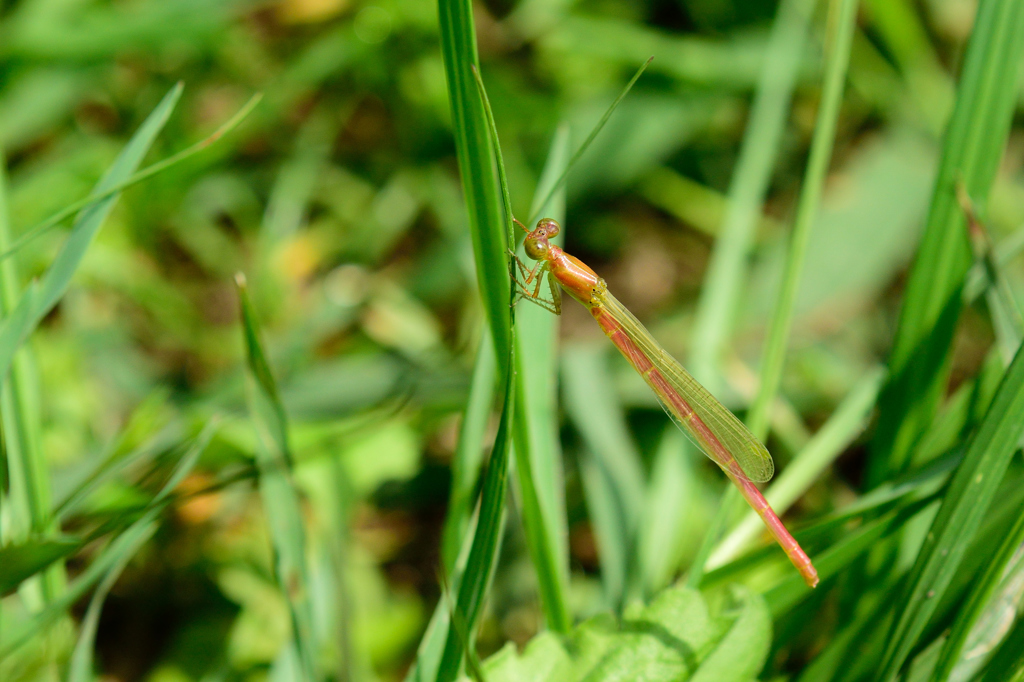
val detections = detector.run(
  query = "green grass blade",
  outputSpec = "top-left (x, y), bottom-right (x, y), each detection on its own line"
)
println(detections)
top-left (407, 5), bottom-right (521, 679)
top-left (977, 614), bottom-right (1024, 682)
top-left (745, 0), bottom-right (859, 441)
top-left (637, 429), bottom-right (694, 595)
top-left (0, 151), bottom-right (63, 607)
top-left (511, 125), bottom-right (572, 632)
top-left (690, 0), bottom-right (860, 586)
top-left (0, 93), bottom-right (261, 266)
top-left (0, 421), bottom-right (215, 662)
top-left (434, 359), bottom-right (514, 682)
top-left (0, 82), bottom-right (181, 392)
top-left (764, 496), bottom-right (935, 617)
top-left (562, 345), bottom-right (646, 607)
top-left (438, 0), bottom-right (510, 361)
top-left (526, 57), bottom-right (652, 226)
top-left (710, 367), bottom-right (884, 566)
top-left (65, 422), bottom-right (216, 682)
top-left (440, 327), bottom-right (497, 571)
top-left (236, 275), bottom-right (319, 682)
top-left (688, 0), bottom-right (818, 390)
top-left (0, 538), bottom-right (82, 597)
top-left (429, 12), bottom-right (520, 678)
top-left (0, 520), bottom-right (157, 663)
top-left (930, 495), bottom-right (1024, 681)
top-left (876, 338), bottom-right (1024, 681)
top-left (868, 0), bottom-right (1024, 486)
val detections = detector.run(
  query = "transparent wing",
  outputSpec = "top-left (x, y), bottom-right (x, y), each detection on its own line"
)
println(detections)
top-left (599, 291), bottom-right (774, 483)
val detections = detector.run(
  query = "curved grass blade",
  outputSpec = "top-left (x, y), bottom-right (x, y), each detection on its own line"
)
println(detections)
top-left (438, 0), bottom-right (510, 361)
top-left (688, 0), bottom-right (818, 390)
top-left (0, 93), bottom-right (262, 267)
top-left (237, 274), bottom-right (319, 682)
top-left (869, 0), bottom-right (1024, 486)
top-left (929, 498), bottom-right (1024, 680)
top-left (709, 367), bottom-right (883, 566)
top-left (440, 327), bottom-right (497, 571)
top-left (0, 421), bottom-right (216, 661)
top-left (409, 2), bottom-right (517, 678)
top-left (509, 125), bottom-right (572, 632)
top-left (526, 57), bottom-right (652, 226)
top-left (430, 52), bottom-right (519, 682)
top-left (0, 83), bottom-right (181, 391)
top-left (689, 0), bottom-right (860, 586)
top-left (876, 337), bottom-right (1024, 681)
top-left (0, 152), bottom-right (62, 606)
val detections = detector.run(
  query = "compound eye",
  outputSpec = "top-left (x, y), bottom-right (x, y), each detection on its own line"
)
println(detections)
top-left (536, 218), bottom-right (560, 237)
top-left (524, 238), bottom-right (548, 261)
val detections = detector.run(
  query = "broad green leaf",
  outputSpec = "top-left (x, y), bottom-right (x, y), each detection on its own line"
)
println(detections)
top-left (464, 584), bottom-right (771, 682)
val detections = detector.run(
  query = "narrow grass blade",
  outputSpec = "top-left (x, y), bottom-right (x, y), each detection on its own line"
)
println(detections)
top-left (688, 0), bottom-right (818, 390)
top-left (416, 4), bottom-right (520, 678)
top-left (764, 496), bottom-right (935, 617)
top-left (0, 538), bottom-right (81, 596)
top-left (0, 93), bottom-right (261, 266)
top-left (511, 125), bottom-right (572, 632)
top-left (440, 328), bottom-right (497, 571)
top-left (638, 429), bottom-right (694, 595)
top-left (438, 0), bottom-right (510, 360)
top-left (526, 57), bottom-right (652, 226)
top-left (434, 358), bottom-right (515, 682)
top-left (976, 614), bottom-right (1024, 682)
top-left (0, 83), bottom-right (180, 392)
top-left (0, 521), bottom-right (156, 663)
top-left (930, 497), bottom-right (1024, 681)
top-left (876, 338), bottom-right (1024, 681)
top-left (0, 152), bottom-right (63, 606)
top-left (66, 423), bottom-right (216, 682)
top-left (710, 367), bottom-right (883, 566)
top-left (0, 422), bottom-right (215, 661)
top-left (237, 275), bottom-right (319, 682)
top-left (562, 345), bottom-right (646, 607)
top-left (746, 0), bottom-right (859, 440)
top-left (690, 0), bottom-right (860, 585)
top-left (869, 0), bottom-right (1024, 486)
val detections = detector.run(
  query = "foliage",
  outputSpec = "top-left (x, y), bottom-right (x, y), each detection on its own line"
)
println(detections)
top-left (2, 0), bottom-right (1024, 681)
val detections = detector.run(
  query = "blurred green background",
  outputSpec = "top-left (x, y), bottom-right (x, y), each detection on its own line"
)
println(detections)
top-left (2, 0), bottom-right (1024, 680)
